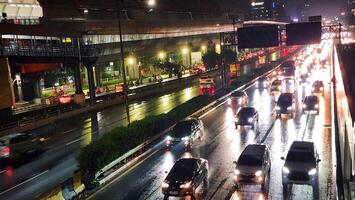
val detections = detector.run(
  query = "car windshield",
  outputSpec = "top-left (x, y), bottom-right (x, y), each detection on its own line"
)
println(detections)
top-left (305, 96), bottom-right (318, 104)
top-left (278, 95), bottom-right (292, 105)
top-left (272, 80), bottom-right (282, 85)
top-left (171, 121), bottom-right (193, 137)
top-left (167, 160), bottom-right (195, 181)
top-left (231, 91), bottom-right (245, 97)
top-left (238, 154), bottom-right (262, 166)
top-left (237, 108), bottom-right (254, 118)
top-left (286, 151), bottom-right (315, 163)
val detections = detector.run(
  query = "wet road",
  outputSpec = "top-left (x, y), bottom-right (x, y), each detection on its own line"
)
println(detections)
top-left (89, 60), bottom-right (335, 199)
top-left (0, 85), bottom-right (200, 199)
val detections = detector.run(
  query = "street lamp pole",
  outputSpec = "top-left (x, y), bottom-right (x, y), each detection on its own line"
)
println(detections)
top-left (117, 0), bottom-right (131, 125)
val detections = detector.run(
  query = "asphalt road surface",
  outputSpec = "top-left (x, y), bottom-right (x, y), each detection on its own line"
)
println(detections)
top-left (89, 60), bottom-right (335, 200)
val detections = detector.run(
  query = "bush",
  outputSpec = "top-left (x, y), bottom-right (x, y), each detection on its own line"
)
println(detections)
top-left (78, 95), bottom-right (214, 174)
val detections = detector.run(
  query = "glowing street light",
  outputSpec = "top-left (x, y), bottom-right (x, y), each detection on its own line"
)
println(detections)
top-left (201, 45), bottom-right (207, 53)
top-left (127, 56), bottom-right (136, 65)
top-left (182, 47), bottom-right (189, 55)
top-left (158, 51), bottom-right (166, 59)
top-left (147, 0), bottom-right (156, 7)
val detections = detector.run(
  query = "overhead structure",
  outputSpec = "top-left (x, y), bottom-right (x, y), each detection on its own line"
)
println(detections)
top-left (0, 0), bottom-right (42, 20)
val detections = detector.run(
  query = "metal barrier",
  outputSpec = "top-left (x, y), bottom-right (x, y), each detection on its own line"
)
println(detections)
top-left (37, 171), bottom-right (84, 200)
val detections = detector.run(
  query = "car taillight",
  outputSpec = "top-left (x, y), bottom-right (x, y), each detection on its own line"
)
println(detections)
top-left (2, 147), bottom-right (10, 156)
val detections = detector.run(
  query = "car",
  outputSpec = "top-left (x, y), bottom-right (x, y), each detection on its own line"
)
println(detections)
top-left (281, 141), bottom-right (320, 198)
top-left (302, 95), bottom-right (320, 114)
top-left (233, 144), bottom-right (271, 191)
top-left (272, 69), bottom-right (283, 78)
top-left (257, 77), bottom-right (270, 89)
top-left (235, 107), bottom-right (259, 130)
top-left (228, 91), bottom-right (248, 107)
top-left (282, 68), bottom-right (295, 79)
top-left (162, 158), bottom-right (208, 199)
top-left (0, 133), bottom-right (41, 159)
top-left (312, 80), bottom-right (324, 95)
top-left (276, 93), bottom-right (295, 118)
top-left (299, 73), bottom-right (310, 85)
top-left (166, 118), bottom-right (203, 150)
top-left (270, 79), bottom-right (282, 92)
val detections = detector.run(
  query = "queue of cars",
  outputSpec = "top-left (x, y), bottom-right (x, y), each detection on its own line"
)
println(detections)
top-left (162, 47), bottom-right (327, 199)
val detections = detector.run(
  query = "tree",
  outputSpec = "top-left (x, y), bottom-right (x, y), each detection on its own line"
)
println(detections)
top-left (202, 51), bottom-right (220, 70)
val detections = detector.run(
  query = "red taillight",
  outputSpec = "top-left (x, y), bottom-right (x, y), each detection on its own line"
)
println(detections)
top-left (2, 147), bottom-right (10, 156)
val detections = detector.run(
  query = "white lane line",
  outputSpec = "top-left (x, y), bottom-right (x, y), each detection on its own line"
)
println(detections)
top-left (0, 170), bottom-right (49, 196)
top-left (65, 137), bottom-right (82, 146)
top-left (61, 128), bottom-right (77, 134)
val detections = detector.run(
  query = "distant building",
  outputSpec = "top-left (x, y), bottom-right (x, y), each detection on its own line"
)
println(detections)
top-left (296, 0), bottom-right (312, 22)
top-left (347, 0), bottom-right (355, 24)
top-left (248, 0), bottom-right (287, 21)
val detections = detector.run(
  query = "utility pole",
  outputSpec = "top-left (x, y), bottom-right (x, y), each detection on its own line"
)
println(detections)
top-left (117, 0), bottom-right (130, 125)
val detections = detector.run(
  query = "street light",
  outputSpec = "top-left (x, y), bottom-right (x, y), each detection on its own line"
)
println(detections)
top-left (201, 45), bottom-right (206, 53)
top-left (158, 51), bottom-right (166, 60)
top-left (127, 56), bottom-right (135, 65)
top-left (117, 0), bottom-right (156, 125)
top-left (182, 47), bottom-right (189, 55)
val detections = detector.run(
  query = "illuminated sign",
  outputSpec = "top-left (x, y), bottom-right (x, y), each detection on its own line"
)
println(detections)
top-left (251, 1), bottom-right (264, 6)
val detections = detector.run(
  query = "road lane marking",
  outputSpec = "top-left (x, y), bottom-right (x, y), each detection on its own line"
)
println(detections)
top-left (65, 137), bottom-right (82, 146)
top-left (0, 170), bottom-right (48, 196)
top-left (61, 128), bottom-right (77, 134)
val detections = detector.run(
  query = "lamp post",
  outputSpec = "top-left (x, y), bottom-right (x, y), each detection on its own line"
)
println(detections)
top-left (116, 0), bottom-right (156, 125)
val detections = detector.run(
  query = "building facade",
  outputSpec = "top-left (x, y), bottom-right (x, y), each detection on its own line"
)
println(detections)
top-left (248, 0), bottom-right (287, 21)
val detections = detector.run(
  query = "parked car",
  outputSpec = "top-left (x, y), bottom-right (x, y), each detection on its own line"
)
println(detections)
top-left (162, 158), bottom-right (208, 199)
top-left (233, 144), bottom-right (271, 191)
top-left (276, 93), bottom-right (295, 118)
top-left (0, 133), bottom-right (41, 159)
top-left (228, 91), bottom-right (248, 107)
top-left (235, 107), bottom-right (259, 130)
top-left (302, 95), bottom-right (320, 114)
top-left (282, 141), bottom-right (320, 198)
top-left (166, 118), bottom-right (203, 150)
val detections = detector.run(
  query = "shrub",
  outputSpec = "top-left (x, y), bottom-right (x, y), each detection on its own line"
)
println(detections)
top-left (78, 95), bottom-right (214, 174)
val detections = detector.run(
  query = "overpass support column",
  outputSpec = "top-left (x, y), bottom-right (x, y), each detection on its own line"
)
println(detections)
top-left (74, 63), bottom-right (83, 94)
top-left (86, 65), bottom-right (96, 104)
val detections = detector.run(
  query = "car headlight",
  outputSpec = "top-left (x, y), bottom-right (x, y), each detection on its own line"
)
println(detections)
top-left (282, 167), bottom-right (290, 174)
top-left (166, 136), bottom-right (172, 141)
top-left (182, 136), bottom-right (189, 141)
top-left (255, 170), bottom-right (262, 177)
top-left (180, 181), bottom-right (191, 189)
top-left (320, 87), bottom-right (323, 90)
top-left (276, 106), bottom-right (280, 110)
top-left (248, 118), bottom-right (253, 123)
top-left (315, 104), bottom-right (319, 108)
top-left (234, 169), bottom-right (240, 175)
top-left (162, 182), bottom-right (169, 188)
top-left (308, 168), bottom-right (317, 175)
top-left (287, 106), bottom-right (292, 110)
top-left (235, 118), bottom-right (239, 123)
top-left (227, 98), bottom-right (232, 104)
top-left (303, 104), bottom-right (307, 108)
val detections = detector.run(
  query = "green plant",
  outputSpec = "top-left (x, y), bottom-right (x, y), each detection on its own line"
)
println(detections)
top-left (77, 95), bottom-right (214, 174)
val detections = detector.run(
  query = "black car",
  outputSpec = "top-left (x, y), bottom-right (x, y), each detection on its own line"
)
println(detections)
top-left (0, 133), bottom-right (41, 159)
top-left (276, 93), bottom-right (295, 118)
top-left (282, 141), bottom-right (320, 198)
top-left (312, 80), bottom-right (324, 95)
top-left (233, 144), bottom-right (271, 191)
top-left (166, 118), bottom-right (203, 150)
top-left (302, 95), bottom-right (320, 114)
top-left (235, 107), bottom-right (259, 130)
top-left (162, 158), bottom-right (208, 199)
top-left (257, 77), bottom-right (270, 89)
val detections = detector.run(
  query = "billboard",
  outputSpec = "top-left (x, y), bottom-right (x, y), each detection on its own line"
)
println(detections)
top-left (237, 25), bottom-right (279, 49)
top-left (286, 22), bottom-right (322, 46)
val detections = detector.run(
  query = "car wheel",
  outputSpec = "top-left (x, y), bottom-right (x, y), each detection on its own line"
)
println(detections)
top-left (235, 124), bottom-right (238, 129)
top-left (163, 195), bottom-right (169, 200)
top-left (312, 180), bottom-right (319, 200)
top-left (282, 183), bottom-right (288, 199)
